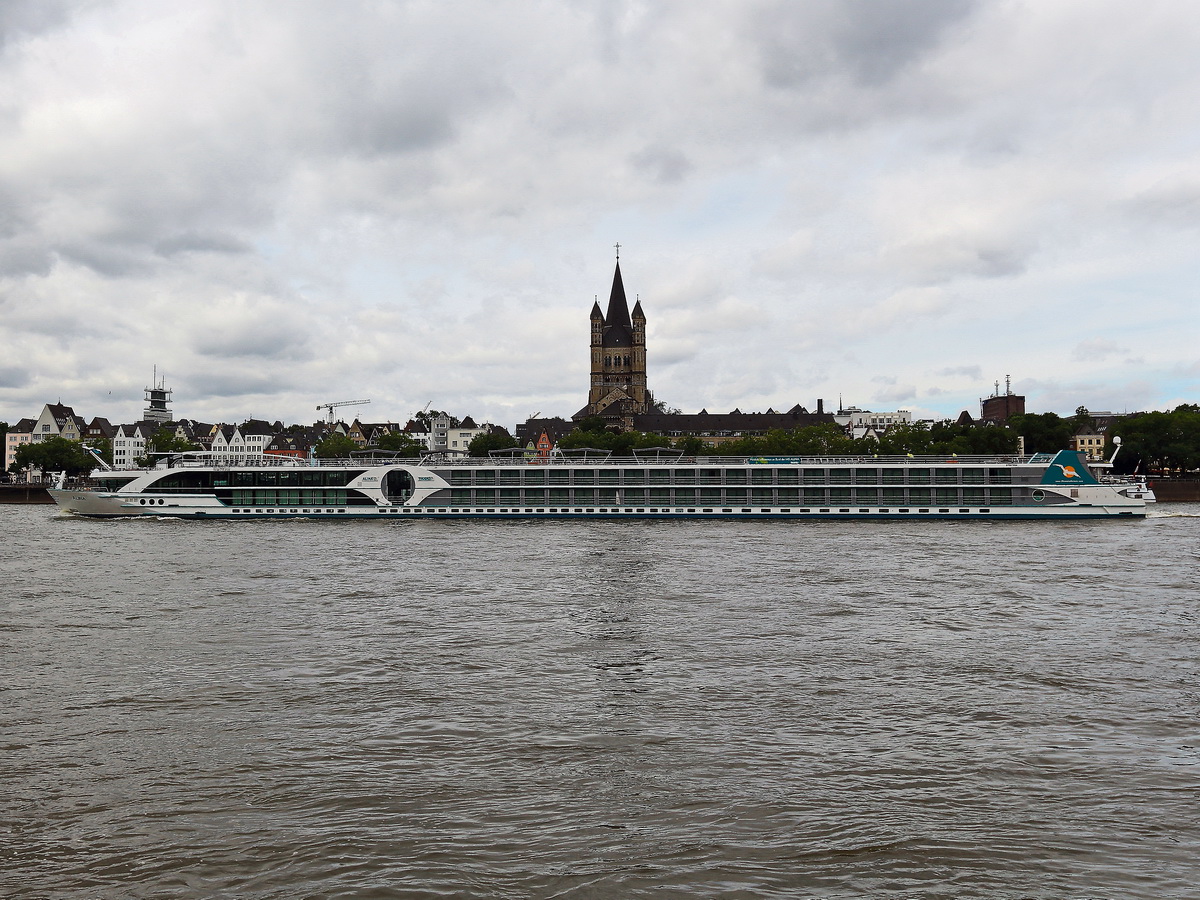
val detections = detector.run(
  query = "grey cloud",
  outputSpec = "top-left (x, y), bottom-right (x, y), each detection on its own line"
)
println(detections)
top-left (937, 365), bottom-right (982, 379)
top-left (831, 0), bottom-right (978, 87)
top-left (0, 365), bottom-right (30, 388)
top-left (193, 326), bottom-right (313, 362)
top-left (0, 0), bottom-right (75, 50)
top-left (187, 371), bottom-right (292, 399)
top-left (754, 0), bottom-right (979, 90)
top-left (153, 233), bottom-right (253, 258)
top-left (630, 146), bottom-right (693, 185)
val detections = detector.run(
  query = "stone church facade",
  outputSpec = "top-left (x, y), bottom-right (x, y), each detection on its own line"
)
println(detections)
top-left (573, 260), bottom-right (654, 428)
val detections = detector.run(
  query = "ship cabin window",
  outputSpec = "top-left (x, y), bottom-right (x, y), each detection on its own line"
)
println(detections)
top-left (907, 468), bottom-right (931, 485)
top-left (751, 469), bottom-right (774, 485)
top-left (450, 471), bottom-right (472, 486)
top-left (988, 468), bottom-right (1012, 484)
top-left (961, 468), bottom-right (985, 485)
top-left (673, 468), bottom-right (694, 483)
top-left (573, 470), bottom-right (596, 485)
top-left (829, 488), bottom-right (851, 503)
top-left (548, 469), bottom-right (570, 484)
top-left (621, 469), bottom-right (646, 485)
top-left (498, 470), bottom-right (521, 486)
top-left (523, 470), bottom-right (546, 485)
top-left (699, 469), bottom-right (723, 485)
top-left (908, 489), bottom-right (932, 504)
top-left (150, 472), bottom-right (212, 492)
top-left (776, 469), bottom-right (799, 485)
top-left (854, 469), bottom-right (879, 484)
top-left (725, 469), bottom-right (747, 484)
top-left (934, 468), bottom-right (959, 484)
top-left (475, 470), bottom-right (496, 485)
top-left (882, 469), bottom-right (905, 485)
top-left (598, 469), bottom-right (620, 485)
top-left (648, 469), bottom-right (671, 485)
top-left (828, 468), bottom-right (852, 484)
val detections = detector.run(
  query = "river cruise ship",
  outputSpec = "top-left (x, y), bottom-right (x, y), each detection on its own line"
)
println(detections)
top-left (49, 449), bottom-right (1147, 519)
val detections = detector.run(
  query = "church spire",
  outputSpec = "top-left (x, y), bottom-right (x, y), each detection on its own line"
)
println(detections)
top-left (604, 261), bottom-right (632, 331)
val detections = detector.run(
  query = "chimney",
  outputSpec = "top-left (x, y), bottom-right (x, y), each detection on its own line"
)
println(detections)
top-left (816, 398), bottom-right (824, 414)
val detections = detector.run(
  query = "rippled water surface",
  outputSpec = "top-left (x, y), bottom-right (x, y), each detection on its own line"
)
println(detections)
top-left (3, 505), bottom-right (1199, 899)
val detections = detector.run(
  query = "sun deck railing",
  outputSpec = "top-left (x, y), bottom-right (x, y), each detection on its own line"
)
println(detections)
top-left (113, 452), bottom-right (1043, 470)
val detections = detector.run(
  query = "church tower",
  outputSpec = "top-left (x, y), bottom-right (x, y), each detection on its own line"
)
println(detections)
top-left (578, 250), bottom-right (650, 425)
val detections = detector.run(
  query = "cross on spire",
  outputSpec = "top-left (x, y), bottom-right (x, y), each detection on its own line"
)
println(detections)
top-left (614, 242), bottom-right (621, 260)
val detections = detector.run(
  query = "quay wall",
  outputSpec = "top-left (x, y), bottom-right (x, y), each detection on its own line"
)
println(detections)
top-left (0, 485), bottom-right (53, 504)
top-left (1151, 480), bottom-right (1200, 502)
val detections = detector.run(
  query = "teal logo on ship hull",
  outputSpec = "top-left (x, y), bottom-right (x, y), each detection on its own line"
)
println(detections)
top-left (1040, 450), bottom-right (1099, 485)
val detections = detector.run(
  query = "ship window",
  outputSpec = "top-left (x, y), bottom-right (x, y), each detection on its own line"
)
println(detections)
top-left (573, 470), bottom-right (596, 485)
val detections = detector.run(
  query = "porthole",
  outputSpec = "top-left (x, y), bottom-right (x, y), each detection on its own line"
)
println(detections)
top-left (1032, 490), bottom-right (1045, 502)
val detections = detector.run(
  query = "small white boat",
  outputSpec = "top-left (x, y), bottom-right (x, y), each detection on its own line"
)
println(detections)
top-left (1090, 436), bottom-right (1156, 503)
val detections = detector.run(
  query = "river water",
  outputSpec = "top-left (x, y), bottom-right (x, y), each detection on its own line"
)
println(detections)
top-left (2, 504), bottom-right (1198, 899)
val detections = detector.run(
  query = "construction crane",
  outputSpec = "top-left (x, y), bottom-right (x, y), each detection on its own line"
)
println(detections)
top-left (318, 399), bottom-right (370, 425)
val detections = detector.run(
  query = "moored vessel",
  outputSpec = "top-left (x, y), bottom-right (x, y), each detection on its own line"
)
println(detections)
top-left (48, 449), bottom-right (1146, 519)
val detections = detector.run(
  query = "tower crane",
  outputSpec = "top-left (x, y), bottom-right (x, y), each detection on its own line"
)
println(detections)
top-left (318, 399), bottom-right (370, 425)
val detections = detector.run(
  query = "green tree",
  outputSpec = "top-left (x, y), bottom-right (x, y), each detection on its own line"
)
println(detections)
top-left (1115, 405), bottom-right (1200, 472)
top-left (1007, 412), bottom-right (1074, 454)
top-left (468, 431), bottom-right (519, 457)
top-left (376, 431), bottom-right (425, 456)
top-left (11, 436), bottom-right (98, 478)
top-left (672, 435), bottom-right (708, 456)
top-left (314, 433), bottom-right (359, 459)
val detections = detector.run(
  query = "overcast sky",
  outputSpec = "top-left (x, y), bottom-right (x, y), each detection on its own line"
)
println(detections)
top-left (2, 0), bottom-right (1198, 430)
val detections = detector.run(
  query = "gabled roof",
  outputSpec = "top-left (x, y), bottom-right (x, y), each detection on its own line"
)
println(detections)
top-left (11, 417), bottom-right (37, 433)
top-left (45, 403), bottom-right (76, 423)
top-left (459, 415), bottom-right (478, 429)
top-left (86, 417), bottom-right (116, 438)
top-left (239, 419), bottom-right (277, 436)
